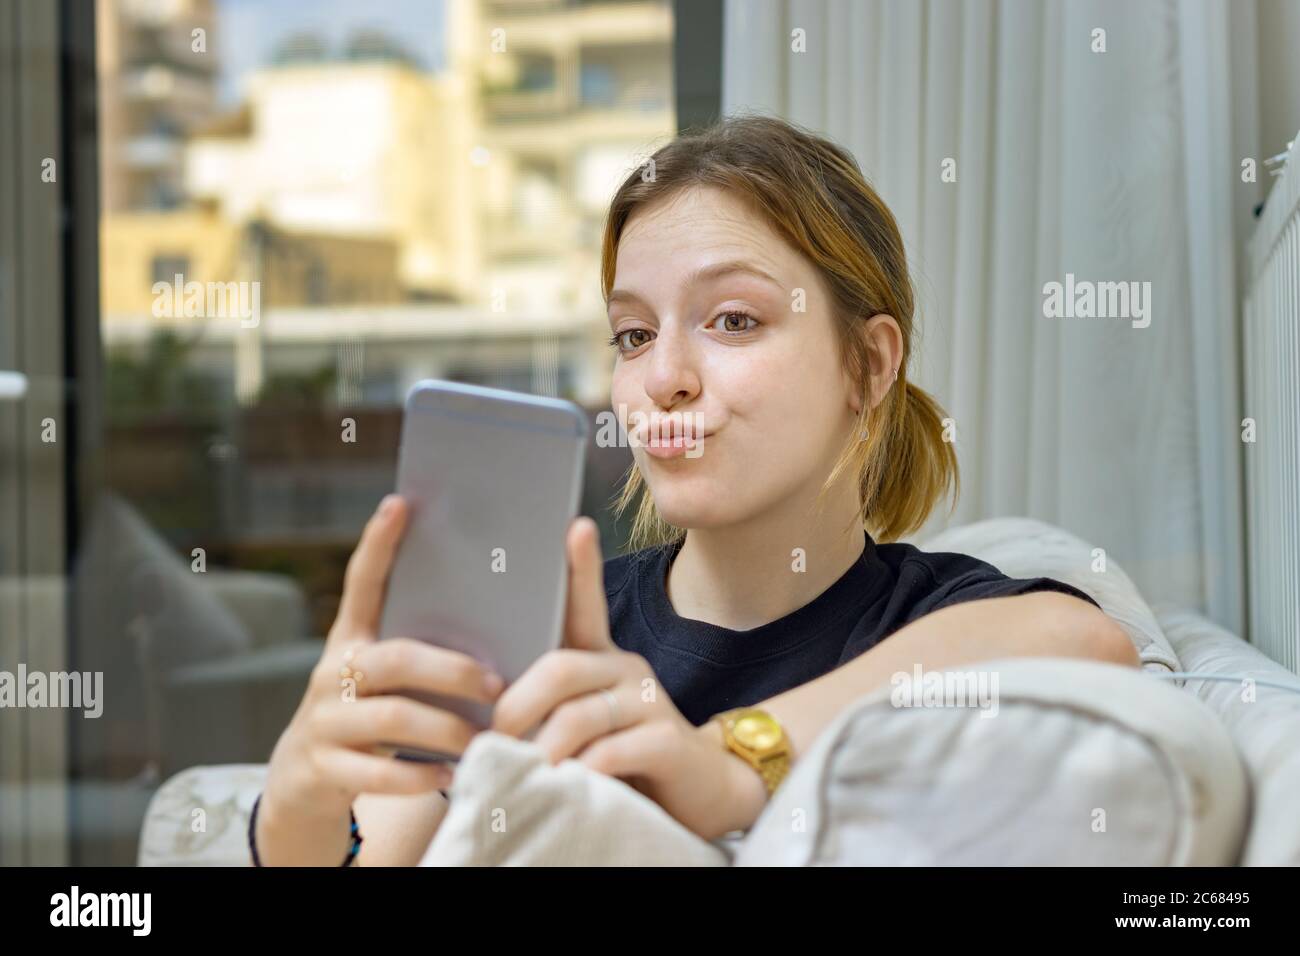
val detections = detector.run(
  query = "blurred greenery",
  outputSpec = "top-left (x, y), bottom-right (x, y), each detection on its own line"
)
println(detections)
top-left (106, 328), bottom-right (342, 415)
top-left (258, 362), bottom-right (338, 406)
top-left (104, 330), bottom-right (342, 544)
top-left (105, 329), bottom-right (222, 423)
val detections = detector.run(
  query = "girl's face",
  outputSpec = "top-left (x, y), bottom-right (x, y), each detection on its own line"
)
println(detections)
top-left (608, 185), bottom-right (861, 531)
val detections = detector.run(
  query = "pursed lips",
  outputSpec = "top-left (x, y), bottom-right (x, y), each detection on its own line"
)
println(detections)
top-left (631, 415), bottom-right (708, 444)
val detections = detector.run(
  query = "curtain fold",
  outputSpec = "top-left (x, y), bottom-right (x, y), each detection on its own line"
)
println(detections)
top-left (722, 0), bottom-right (1251, 631)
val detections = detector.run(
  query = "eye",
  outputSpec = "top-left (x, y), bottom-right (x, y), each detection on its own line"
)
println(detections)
top-left (708, 310), bottom-right (758, 334)
top-left (608, 328), bottom-right (653, 352)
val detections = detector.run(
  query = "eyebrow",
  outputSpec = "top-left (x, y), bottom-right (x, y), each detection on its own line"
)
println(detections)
top-left (607, 259), bottom-right (785, 310)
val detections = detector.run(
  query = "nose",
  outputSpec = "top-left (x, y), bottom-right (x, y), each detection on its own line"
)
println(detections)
top-left (641, 321), bottom-right (701, 410)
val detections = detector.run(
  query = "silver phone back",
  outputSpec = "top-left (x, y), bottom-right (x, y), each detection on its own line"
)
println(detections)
top-left (377, 380), bottom-right (588, 761)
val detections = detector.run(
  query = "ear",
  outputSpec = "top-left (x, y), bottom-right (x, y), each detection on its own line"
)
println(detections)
top-left (861, 314), bottom-right (904, 410)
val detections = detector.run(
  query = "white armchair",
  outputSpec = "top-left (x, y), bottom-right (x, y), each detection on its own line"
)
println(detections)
top-left (137, 518), bottom-right (1300, 866)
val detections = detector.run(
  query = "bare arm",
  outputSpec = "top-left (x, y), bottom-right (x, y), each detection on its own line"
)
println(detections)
top-left (704, 592), bottom-right (1140, 830)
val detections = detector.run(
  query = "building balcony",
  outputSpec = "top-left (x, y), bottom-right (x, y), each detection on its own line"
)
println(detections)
top-left (483, 84), bottom-right (570, 120)
top-left (481, 105), bottom-right (674, 154)
top-left (120, 134), bottom-right (184, 169)
top-left (484, 1), bottom-right (671, 49)
top-left (119, 64), bottom-right (216, 104)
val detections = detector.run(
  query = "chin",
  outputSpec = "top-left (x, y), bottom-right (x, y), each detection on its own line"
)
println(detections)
top-left (643, 471), bottom-right (764, 531)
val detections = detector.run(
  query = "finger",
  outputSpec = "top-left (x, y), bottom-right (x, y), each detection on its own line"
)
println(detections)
top-left (575, 722), bottom-right (669, 781)
top-left (490, 648), bottom-right (623, 738)
top-left (343, 638), bottom-right (504, 704)
top-left (531, 682), bottom-right (641, 765)
top-left (317, 695), bottom-right (482, 757)
top-left (333, 494), bottom-right (409, 640)
top-left (563, 516), bottom-right (613, 652)
top-left (317, 745), bottom-right (452, 796)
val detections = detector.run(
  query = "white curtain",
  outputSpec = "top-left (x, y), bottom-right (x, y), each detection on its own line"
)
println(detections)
top-left (723, 0), bottom-right (1256, 634)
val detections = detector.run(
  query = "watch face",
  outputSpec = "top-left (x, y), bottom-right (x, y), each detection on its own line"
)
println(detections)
top-left (734, 712), bottom-right (783, 750)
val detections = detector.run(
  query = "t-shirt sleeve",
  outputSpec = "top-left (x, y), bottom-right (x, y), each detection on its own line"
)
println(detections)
top-left (902, 549), bottom-right (1101, 626)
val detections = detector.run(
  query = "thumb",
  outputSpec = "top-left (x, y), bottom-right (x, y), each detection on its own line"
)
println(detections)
top-left (562, 516), bottom-right (613, 651)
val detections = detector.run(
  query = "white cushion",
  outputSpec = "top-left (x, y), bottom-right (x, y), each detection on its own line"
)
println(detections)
top-left (919, 517), bottom-right (1181, 674)
top-left (1154, 603), bottom-right (1300, 866)
top-left (138, 764), bottom-right (266, 866)
top-left (735, 658), bottom-right (1248, 865)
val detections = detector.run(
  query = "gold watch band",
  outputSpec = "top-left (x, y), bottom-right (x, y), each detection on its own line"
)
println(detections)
top-left (755, 751), bottom-right (790, 795)
top-left (716, 708), bottom-right (792, 796)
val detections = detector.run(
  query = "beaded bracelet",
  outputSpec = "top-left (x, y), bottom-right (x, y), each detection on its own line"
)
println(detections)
top-left (248, 791), bottom-right (362, 867)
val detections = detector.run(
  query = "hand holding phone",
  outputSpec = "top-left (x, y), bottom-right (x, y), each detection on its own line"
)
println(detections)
top-left (376, 381), bottom-right (589, 761)
top-left (259, 495), bottom-right (506, 863)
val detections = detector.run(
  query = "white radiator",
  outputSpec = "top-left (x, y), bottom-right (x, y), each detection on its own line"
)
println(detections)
top-left (1244, 131), bottom-right (1300, 675)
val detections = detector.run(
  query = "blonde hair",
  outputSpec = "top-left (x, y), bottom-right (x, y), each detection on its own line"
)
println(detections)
top-left (601, 113), bottom-right (959, 550)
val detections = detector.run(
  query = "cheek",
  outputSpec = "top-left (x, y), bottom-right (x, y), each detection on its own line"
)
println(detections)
top-left (708, 332), bottom-right (846, 444)
top-left (610, 363), bottom-right (637, 418)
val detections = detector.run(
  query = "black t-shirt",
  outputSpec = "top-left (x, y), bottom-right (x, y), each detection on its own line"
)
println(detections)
top-left (605, 532), bottom-right (1101, 727)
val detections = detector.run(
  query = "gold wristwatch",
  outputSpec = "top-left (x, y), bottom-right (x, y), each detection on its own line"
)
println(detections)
top-left (713, 707), bottom-right (791, 796)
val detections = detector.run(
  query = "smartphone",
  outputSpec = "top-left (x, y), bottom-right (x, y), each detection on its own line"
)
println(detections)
top-left (376, 380), bottom-right (588, 763)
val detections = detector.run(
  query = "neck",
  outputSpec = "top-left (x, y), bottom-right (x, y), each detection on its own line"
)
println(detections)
top-left (665, 479), bottom-right (866, 631)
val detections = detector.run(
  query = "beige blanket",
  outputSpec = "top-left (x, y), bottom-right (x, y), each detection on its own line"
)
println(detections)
top-left (419, 731), bottom-right (737, 866)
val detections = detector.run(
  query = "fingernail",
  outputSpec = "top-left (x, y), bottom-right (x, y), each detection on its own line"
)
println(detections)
top-left (380, 494), bottom-right (397, 516)
top-left (483, 671), bottom-right (504, 696)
